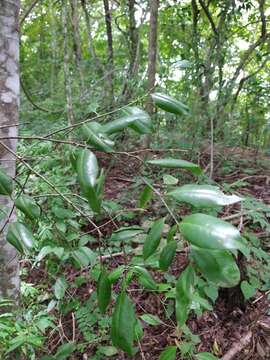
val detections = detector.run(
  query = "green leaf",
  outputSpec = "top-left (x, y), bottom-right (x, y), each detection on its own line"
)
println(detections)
top-left (140, 314), bottom-right (163, 326)
top-left (159, 346), bottom-right (177, 360)
top-left (72, 247), bottom-right (96, 267)
top-left (76, 149), bottom-right (101, 213)
top-left (97, 269), bottom-right (112, 313)
top-left (7, 222), bottom-right (35, 254)
top-left (134, 319), bottom-right (144, 340)
top-left (139, 185), bottom-right (152, 208)
top-left (133, 266), bottom-right (157, 290)
top-left (147, 158), bottom-right (202, 175)
top-left (81, 122), bottom-right (114, 152)
top-left (108, 265), bottom-right (125, 284)
top-left (241, 280), bottom-right (257, 300)
top-left (55, 342), bottom-right (76, 360)
top-left (180, 213), bottom-right (247, 252)
top-left (143, 218), bottom-right (165, 260)
top-left (102, 115), bottom-right (137, 134)
top-left (195, 352), bottom-right (219, 360)
top-left (163, 174), bottom-right (179, 185)
top-left (111, 291), bottom-right (136, 355)
top-left (122, 106), bottom-right (152, 134)
top-left (37, 246), bottom-right (65, 261)
top-left (167, 224), bottom-right (178, 243)
top-left (111, 226), bottom-right (144, 242)
top-left (159, 240), bottom-right (177, 271)
top-left (98, 346), bottom-right (118, 357)
top-left (0, 168), bottom-right (13, 196)
top-left (151, 93), bottom-right (189, 115)
top-left (76, 149), bottom-right (99, 187)
top-left (175, 265), bottom-right (195, 326)
top-left (191, 246), bottom-right (240, 288)
top-left (15, 195), bottom-right (41, 220)
top-left (169, 184), bottom-right (242, 208)
top-left (54, 276), bottom-right (67, 300)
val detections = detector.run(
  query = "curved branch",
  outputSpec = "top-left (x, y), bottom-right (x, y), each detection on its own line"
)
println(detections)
top-left (20, 79), bottom-right (63, 114)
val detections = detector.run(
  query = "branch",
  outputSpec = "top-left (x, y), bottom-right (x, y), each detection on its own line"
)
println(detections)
top-left (20, 79), bottom-right (63, 114)
top-left (198, 0), bottom-right (217, 36)
top-left (0, 141), bottom-right (102, 237)
top-left (221, 331), bottom-right (252, 360)
top-left (20, 0), bottom-right (42, 26)
top-left (232, 57), bottom-right (269, 104)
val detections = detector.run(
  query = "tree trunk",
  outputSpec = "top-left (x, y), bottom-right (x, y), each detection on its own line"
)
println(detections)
top-left (62, 0), bottom-right (75, 128)
top-left (143, 0), bottom-right (159, 148)
top-left (70, 0), bottom-right (84, 88)
top-left (122, 0), bottom-right (140, 101)
top-left (81, 0), bottom-right (103, 73)
top-left (103, 0), bottom-right (114, 108)
top-left (0, 0), bottom-right (20, 301)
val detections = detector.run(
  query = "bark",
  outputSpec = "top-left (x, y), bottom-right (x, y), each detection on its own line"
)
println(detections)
top-left (62, 0), bottom-right (75, 127)
top-left (81, 0), bottom-right (103, 73)
top-left (122, 0), bottom-right (141, 101)
top-left (0, 0), bottom-right (20, 301)
top-left (143, 0), bottom-right (159, 148)
top-left (70, 0), bottom-right (84, 88)
top-left (49, 0), bottom-right (57, 96)
top-left (103, 0), bottom-right (114, 108)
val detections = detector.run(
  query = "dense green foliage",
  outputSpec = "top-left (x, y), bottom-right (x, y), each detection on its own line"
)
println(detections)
top-left (0, 0), bottom-right (269, 359)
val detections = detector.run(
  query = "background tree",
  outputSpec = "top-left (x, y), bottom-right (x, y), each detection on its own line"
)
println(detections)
top-left (0, 0), bottom-right (20, 301)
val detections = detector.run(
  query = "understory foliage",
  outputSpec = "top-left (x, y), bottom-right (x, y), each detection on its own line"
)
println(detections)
top-left (0, 94), bottom-right (270, 359)
top-left (0, 0), bottom-right (270, 359)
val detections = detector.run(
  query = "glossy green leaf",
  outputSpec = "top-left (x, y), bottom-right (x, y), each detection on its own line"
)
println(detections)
top-left (111, 291), bottom-right (136, 355)
top-left (15, 195), bottom-right (41, 220)
top-left (123, 106), bottom-right (152, 134)
top-left (143, 218), bottom-right (165, 260)
top-left (54, 276), bottom-right (67, 300)
top-left (159, 240), bottom-right (177, 271)
top-left (133, 266), bottom-right (157, 290)
top-left (195, 352), bottom-right (218, 360)
top-left (169, 184), bottom-right (242, 208)
top-left (175, 265), bottom-right (195, 326)
top-left (97, 269), bottom-right (112, 313)
top-left (180, 213), bottom-right (247, 251)
top-left (76, 149), bottom-right (101, 213)
top-left (241, 280), bottom-right (257, 300)
top-left (159, 346), bottom-right (177, 360)
top-left (140, 314), bottom-right (163, 326)
top-left (139, 185), bottom-right (152, 208)
top-left (7, 222), bottom-right (35, 254)
top-left (77, 149), bottom-right (99, 187)
top-left (151, 93), bottom-right (188, 115)
top-left (191, 246), bottom-right (240, 288)
top-left (110, 226), bottom-right (144, 242)
top-left (102, 115), bottom-right (137, 134)
top-left (0, 168), bottom-right (13, 196)
top-left (147, 158), bottom-right (202, 175)
top-left (81, 122), bottom-right (114, 152)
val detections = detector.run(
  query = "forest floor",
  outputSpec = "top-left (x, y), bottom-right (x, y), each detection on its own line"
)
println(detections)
top-left (26, 146), bottom-right (270, 360)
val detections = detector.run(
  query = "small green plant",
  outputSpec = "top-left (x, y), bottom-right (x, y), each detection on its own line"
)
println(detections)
top-left (2, 94), bottom-right (268, 359)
